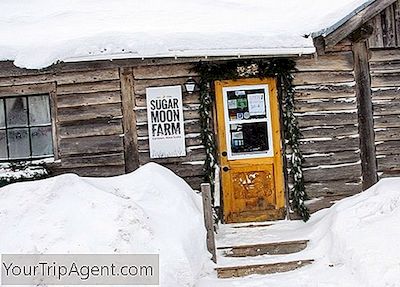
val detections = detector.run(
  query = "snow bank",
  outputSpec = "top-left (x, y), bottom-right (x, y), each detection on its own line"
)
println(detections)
top-left (0, 162), bottom-right (210, 287)
top-left (0, 0), bottom-right (371, 69)
top-left (308, 177), bottom-right (400, 286)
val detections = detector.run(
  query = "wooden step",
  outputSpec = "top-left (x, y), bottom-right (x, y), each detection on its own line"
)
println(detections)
top-left (218, 240), bottom-right (309, 257)
top-left (216, 259), bottom-right (314, 278)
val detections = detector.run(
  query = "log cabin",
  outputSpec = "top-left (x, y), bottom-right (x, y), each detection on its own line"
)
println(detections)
top-left (0, 0), bottom-right (399, 222)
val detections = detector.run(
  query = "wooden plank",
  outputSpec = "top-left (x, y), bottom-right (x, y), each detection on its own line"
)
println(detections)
top-left (295, 52), bottom-right (353, 71)
top-left (59, 135), bottom-right (124, 156)
top-left (303, 164), bottom-right (361, 183)
top-left (294, 85), bottom-right (355, 100)
top-left (368, 14), bottom-right (384, 48)
top-left (293, 71), bottom-right (354, 85)
top-left (0, 68), bottom-right (119, 87)
top-left (59, 119), bottom-right (123, 139)
top-left (297, 112), bottom-right (358, 128)
top-left (295, 98), bottom-right (356, 113)
top-left (0, 82), bottom-right (56, 97)
top-left (134, 77), bottom-right (188, 95)
top-left (383, 4), bottom-right (397, 47)
top-left (120, 67), bottom-right (139, 172)
top-left (163, 163), bottom-right (204, 178)
top-left (377, 154), bottom-right (400, 170)
top-left (305, 181), bottom-right (362, 198)
top-left (372, 88), bottom-right (400, 100)
top-left (371, 72), bottom-right (400, 87)
top-left (353, 41), bottom-right (378, 190)
top-left (139, 148), bottom-right (205, 165)
top-left (370, 48), bottom-right (400, 62)
top-left (201, 183), bottom-right (217, 263)
top-left (51, 165), bottom-right (125, 177)
top-left (57, 91), bottom-right (121, 108)
top-left (302, 150), bottom-right (360, 168)
top-left (373, 99), bottom-right (400, 115)
top-left (376, 140), bottom-right (400, 154)
top-left (216, 260), bottom-right (313, 278)
top-left (369, 59), bottom-right (400, 71)
top-left (57, 80), bottom-right (121, 95)
top-left (374, 114), bottom-right (400, 127)
top-left (300, 125), bottom-right (358, 139)
top-left (375, 127), bottom-right (400, 141)
top-left (133, 63), bottom-right (197, 80)
top-left (61, 153), bottom-right (125, 168)
top-left (323, 0), bottom-right (397, 48)
top-left (58, 103), bottom-right (122, 123)
top-left (300, 137), bottom-right (359, 154)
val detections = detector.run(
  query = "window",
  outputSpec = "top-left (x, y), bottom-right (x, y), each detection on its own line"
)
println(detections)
top-left (0, 95), bottom-right (53, 161)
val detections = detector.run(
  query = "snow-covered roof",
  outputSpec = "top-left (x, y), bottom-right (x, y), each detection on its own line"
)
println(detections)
top-left (0, 0), bottom-right (373, 69)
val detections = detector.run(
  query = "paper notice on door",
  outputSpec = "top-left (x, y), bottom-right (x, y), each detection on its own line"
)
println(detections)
top-left (227, 99), bottom-right (237, 109)
top-left (247, 93), bottom-right (266, 116)
top-left (232, 131), bottom-right (243, 140)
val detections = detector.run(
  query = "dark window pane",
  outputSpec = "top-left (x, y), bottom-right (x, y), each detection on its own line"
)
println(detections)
top-left (29, 95), bottom-right (51, 125)
top-left (0, 99), bottom-right (5, 128)
top-left (31, 126), bottom-right (53, 156)
top-left (6, 97), bottom-right (28, 127)
top-left (230, 122), bottom-right (269, 154)
top-left (0, 129), bottom-right (7, 159)
top-left (8, 128), bottom-right (30, 159)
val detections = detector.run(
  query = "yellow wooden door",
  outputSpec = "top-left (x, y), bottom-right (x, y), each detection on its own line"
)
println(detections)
top-left (215, 78), bottom-right (285, 223)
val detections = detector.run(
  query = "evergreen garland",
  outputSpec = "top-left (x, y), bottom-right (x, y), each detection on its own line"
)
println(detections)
top-left (193, 58), bottom-right (310, 221)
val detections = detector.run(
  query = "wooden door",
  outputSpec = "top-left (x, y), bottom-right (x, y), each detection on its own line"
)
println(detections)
top-left (215, 78), bottom-right (285, 223)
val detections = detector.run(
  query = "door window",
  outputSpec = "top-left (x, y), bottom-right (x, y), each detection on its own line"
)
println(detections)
top-left (223, 85), bottom-right (274, 159)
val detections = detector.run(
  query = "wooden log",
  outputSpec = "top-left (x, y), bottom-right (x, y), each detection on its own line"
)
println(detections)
top-left (295, 52), bottom-right (353, 71)
top-left (201, 183), bottom-right (217, 263)
top-left (377, 154), bottom-right (400, 170)
top-left (57, 91), bottom-right (121, 108)
top-left (376, 140), bottom-right (400, 154)
top-left (0, 82), bottom-right (56, 97)
top-left (300, 137), bottom-right (359, 154)
top-left (58, 103), bottom-right (122, 123)
top-left (133, 63), bottom-right (197, 80)
top-left (163, 163), bottom-right (204, 178)
top-left (120, 67), bottom-right (140, 172)
top-left (293, 71), bottom-right (354, 85)
top-left (61, 153), bottom-right (125, 168)
top-left (353, 40), bottom-right (378, 190)
top-left (295, 98), bottom-right (356, 113)
top-left (302, 150), bottom-right (360, 168)
top-left (294, 85), bottom-right (355, 100)
top-left (297, 113), bottom-right (358, 128)
top-left (51, 165), bottom-right (126, 177)
top-left (300, 125), bottom-right (358, 139)
top-left (369, 59), bottom-right (400, 72)
top-left (305, 181), bottom-right (362, 198)
top-left (374, 114), bottom-right (400, 127)
top-left (303, 164), bottom-right (362, 183)
top-left (373, 99), bottom-right (400, 115)
top-left (57, 80), bottom-right (121, 95)
top-left (375, 127), bottom-right (400, 141)
top-left (59, 135), bottom-right (124, 156)
top-left (369, 48), bottom-right (400, 62)
top-left (372, 88), bottom-right (400, 100)
top-left (371, 72), bottom-right (400, 87)
top-left (139, 148), bottom-right (205, 165)
top-left (59, 119), bottom-right (123, 139)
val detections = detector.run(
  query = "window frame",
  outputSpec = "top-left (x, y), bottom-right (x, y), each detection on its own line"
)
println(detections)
top-left (0, 83), bottom-right (58, 162)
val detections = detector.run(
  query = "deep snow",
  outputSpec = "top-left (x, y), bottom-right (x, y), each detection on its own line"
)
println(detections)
top-left (0, 0), bottom-right (371, 68)
top-left (0, 163), bottom-right (211, 287)
top-left (198, 177), bottom-right (400, 287)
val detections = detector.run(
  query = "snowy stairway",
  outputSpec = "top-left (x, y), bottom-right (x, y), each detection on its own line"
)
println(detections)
top-left (214, 223), bottom-right (313, 278)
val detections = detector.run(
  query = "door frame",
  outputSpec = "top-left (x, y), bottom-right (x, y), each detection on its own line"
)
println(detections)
top-left (214, 78), bottom-right (286, 222)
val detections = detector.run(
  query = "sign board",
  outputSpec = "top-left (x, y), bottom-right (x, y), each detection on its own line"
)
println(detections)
top-left (146, 86), bottom-right (186, 158)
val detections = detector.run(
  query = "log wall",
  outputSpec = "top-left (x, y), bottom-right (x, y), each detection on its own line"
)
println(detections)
top-left (369, 48), bottom-right (400, 178)
top-left (293, 51), bottom-right (362, 213)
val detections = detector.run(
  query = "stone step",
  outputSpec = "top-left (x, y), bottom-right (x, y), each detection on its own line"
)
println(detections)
top-left (216, 259), bottom-right (314, 278)
top-left (218, 240), bottom-right (309, 257)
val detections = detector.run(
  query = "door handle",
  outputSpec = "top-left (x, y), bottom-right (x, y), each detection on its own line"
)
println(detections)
top-left (221, 151), bottom-right (227, 157)
top-left (222, 166), bottom-right (230, 172)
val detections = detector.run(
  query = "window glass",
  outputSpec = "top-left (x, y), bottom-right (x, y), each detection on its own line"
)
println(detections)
top-left (0, 99), bottom-right (5, 128)
top-left (6, 97), bottom-right (28, 127)
top-left (31, 126), bottom-right (53, 156)
top-left (230, 122), bottom-right (269, 154)
top-left (226, 89), bottom-right (266, 121)
top-left (29, 95), bottom-right (51, 125)
top-left (7, 128), bottom-right (30, 159)
top-left (0, 130), bottom-right (7, 159)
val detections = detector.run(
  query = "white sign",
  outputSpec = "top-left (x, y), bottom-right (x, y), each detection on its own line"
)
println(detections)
top-left (146, 86), bottom-right (186, 158)
top-left (247, 93), bottom-right (266, 116)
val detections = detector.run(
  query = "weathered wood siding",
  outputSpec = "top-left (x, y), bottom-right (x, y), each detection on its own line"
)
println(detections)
top-left (368, 0), bottom-right (400, 48)
top-left (0, 61), bottom-right (126, 176)
top-left (131, 63), bottom-right (205, 189)
top-left (369, 48), bottom-right (400, 178)
top-left (293, 51), bottom-right (362, 212)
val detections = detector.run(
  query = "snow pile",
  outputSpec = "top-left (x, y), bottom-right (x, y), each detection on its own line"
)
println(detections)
top-left (0, 162), bottom-right (210, 287)
top-left (310, 177), bottom-right (400, 286)
top-left (0, 0), bottom-right (372, 69)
